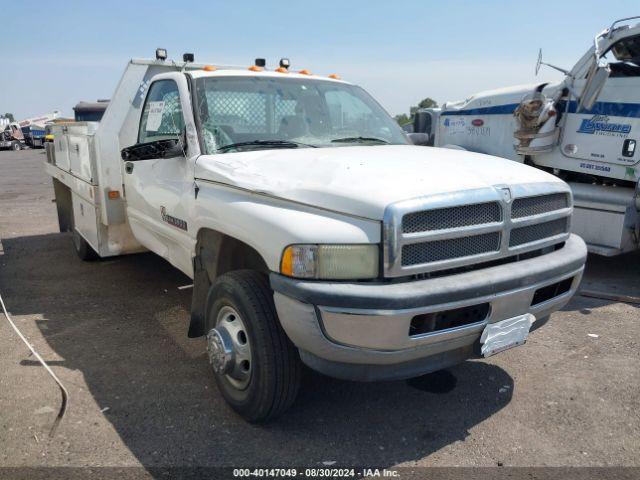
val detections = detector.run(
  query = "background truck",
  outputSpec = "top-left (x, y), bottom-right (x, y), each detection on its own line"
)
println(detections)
top-left (0, 123), bottom-right (24, 150)
top-left (45, 51), bottom-right (586, 421)
top-left (0, 111), bottom-right (61, 150)
top-left (73, 100), bottom-right (110, 121)
top-left (21, 124), bottom-right (47, 148)
top-left (411, 17), bottom-right (640, 256)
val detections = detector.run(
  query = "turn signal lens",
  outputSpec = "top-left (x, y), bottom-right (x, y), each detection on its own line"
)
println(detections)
top-left (280, 245), bottom-right (378, 280)
top-left (108, 190), bottom-right (120, 199)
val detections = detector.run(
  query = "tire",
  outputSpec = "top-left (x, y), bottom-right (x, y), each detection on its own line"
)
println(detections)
top-left (72, 229), bottom-right (98, 261)
top-left (11, 141), bottom-right (21, 151)
top-left (205, 270), bottom-right (301, 422)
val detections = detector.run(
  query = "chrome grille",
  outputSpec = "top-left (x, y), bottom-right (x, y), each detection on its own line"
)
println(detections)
top-left (402, 202), bottom-right (501, 233)
top-left (510, 218), bottom-right (568, 247)
top-left (511, 193), bottom-right (569, 218)
top-left (402, 232), bottom-right (501, 266)
top-left (384, 187), bottom-right (572, 277)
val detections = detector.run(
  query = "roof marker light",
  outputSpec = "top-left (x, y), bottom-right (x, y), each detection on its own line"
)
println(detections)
top-left (298, 69), bottom-right (312, 75)
top-left (275, 67), bottom-right (289, 73)
top-left (248, 65), bottom-right (263, 72)
top-left (328, 74), bottom-right (341, 79)
top-left (203, 65), bottom-right (216, 71)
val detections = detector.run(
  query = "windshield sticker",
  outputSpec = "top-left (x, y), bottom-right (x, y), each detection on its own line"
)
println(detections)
top-left (577, 115), bottom-right (631, 137)
top-left (146, 101), bottom-right (165, 132)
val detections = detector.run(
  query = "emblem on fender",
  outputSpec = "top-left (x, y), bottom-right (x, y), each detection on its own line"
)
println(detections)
top-left (160, 206), bottom-right (188, 231)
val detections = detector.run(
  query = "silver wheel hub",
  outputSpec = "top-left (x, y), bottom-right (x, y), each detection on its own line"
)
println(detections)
top-left (207, 306), bottom-right (252, 390)
top-left (207, 328), bottom-right (234, 375)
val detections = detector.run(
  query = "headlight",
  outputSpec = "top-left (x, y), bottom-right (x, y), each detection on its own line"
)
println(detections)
top-left (280, 244), bottom-right (379, 280)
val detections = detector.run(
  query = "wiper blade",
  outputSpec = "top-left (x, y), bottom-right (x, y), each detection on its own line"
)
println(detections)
top-left (217, 140), bottom-right (317, 152)
top-left (331, 136), bottom-right (389, 144)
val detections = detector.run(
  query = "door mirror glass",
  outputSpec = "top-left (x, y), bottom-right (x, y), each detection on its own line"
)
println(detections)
top-left (578, 64), bottom-right (610, 112)
top-left (408, 132), bottom-right (430, 146)
top-left (121, 138), bottom-right (184, 161)
top-left (413, 111), bottom-right (433, 134)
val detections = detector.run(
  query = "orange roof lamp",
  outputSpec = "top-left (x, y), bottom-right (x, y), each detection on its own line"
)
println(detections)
top-left (203, 65), bottom-right (216, 71)
top-left (328, 74), bottom-right (341, 79)
top-left (298, 69), bottom-right (312, 75)
top-left (275, 58), bottom-right (290, 73)
top-left (249, 58), bottom-right (265, 72)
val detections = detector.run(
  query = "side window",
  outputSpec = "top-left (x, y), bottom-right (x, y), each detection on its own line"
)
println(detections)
top-left (606, 34), bottom-right (640, 78)
top-left (138, 80), bottom-right (185, 143)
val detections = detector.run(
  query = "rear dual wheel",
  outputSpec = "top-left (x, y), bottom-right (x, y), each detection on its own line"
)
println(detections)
top-left (205, 270), bottom-right (301, 422)
top-left (72, 229), bottom-right (98, 261)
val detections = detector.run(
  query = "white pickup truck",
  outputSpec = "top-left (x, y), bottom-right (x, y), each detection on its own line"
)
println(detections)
top-left (45, 52), bottom-right (587, 422)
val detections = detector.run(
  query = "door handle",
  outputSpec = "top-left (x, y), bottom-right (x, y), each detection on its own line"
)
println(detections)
top-left (125, 162), bottom-right (134, 174)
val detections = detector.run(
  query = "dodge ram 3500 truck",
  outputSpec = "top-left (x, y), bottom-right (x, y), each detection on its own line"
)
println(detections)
top-left (45, 52), bottom-right (587, 422)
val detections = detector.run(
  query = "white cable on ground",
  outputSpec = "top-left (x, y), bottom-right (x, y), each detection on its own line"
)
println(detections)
top-left (0, 291), bottom-right (68, 437)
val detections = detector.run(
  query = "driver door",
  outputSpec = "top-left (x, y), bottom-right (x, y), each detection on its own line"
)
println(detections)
top-left (123, 77), bottom-right (196, 276)
top-left (560, 33), bottom-right (640, 174)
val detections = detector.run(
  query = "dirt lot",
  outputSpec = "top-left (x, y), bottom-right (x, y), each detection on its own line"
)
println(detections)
top-left (0, 149), bottom-right (639, 471)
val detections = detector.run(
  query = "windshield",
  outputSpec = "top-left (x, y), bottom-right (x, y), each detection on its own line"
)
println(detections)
top-left (610, 34), bottom-right (640, 63)
top-left (195, 76), bottom-right (408, 154)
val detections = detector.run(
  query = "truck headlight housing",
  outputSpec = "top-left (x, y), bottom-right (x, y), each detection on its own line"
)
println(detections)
top-left (280, 244), bottom-right (379, 280)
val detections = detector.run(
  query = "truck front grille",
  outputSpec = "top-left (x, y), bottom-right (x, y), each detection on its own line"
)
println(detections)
top-left (509, 218), bottom-right (569, 247)
top-left (402, 202), bottom-right (501, 233)
top-left (384, 188), bottom-right (572, 277)
top-left (511, 193), bottom-right (569, 218)
top-left (402, 232), bottom-right (501, 266)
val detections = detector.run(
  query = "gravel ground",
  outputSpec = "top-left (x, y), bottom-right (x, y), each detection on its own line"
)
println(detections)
top-left (0, 149), bottom-right (638, 472)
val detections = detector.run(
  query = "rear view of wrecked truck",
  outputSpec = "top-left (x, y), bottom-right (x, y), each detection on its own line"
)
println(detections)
top-left (45, 52), bottom-right (587, 421)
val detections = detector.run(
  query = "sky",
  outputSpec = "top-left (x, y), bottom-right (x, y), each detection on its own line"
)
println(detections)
top-left (1, 0), bottom-right (638, 120)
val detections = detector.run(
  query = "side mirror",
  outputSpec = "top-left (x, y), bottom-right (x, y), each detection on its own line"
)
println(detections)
top-left (413, 111), bottom-right (433, 135)
top-left (121, 138), bottom-right (185, 161)
top-left (408, 132), bottom-right (430, 146)
top-left (578, 64), bottom-right (610, 112)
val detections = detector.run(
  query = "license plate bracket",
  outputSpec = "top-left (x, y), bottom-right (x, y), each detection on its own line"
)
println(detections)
top-left (480, 313), bottom-right (535, 357)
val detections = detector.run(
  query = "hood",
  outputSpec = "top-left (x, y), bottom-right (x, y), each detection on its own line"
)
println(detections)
top-left (443, 82), bottom-right (565, 112)
top-left (194, 145), bottom-right (566, 219)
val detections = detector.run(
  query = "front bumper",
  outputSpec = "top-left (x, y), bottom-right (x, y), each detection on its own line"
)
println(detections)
top-left (270, 234), bottom-right (587, 381)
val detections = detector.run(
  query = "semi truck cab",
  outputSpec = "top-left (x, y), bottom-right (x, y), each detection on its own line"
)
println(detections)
top-left (413, 17), bottom-right (640, 256)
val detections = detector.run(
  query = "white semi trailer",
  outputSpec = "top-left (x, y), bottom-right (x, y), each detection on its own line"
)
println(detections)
top-left (413, 17), bottom-right (640, 256)
top-left (45, 51), bottom-right (586, 421)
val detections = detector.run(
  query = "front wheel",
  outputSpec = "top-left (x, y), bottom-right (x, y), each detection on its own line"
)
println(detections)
top-left (205, 270), bottom-right (301, 422)
top-left (11, 141), bottom-right (21, 151)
